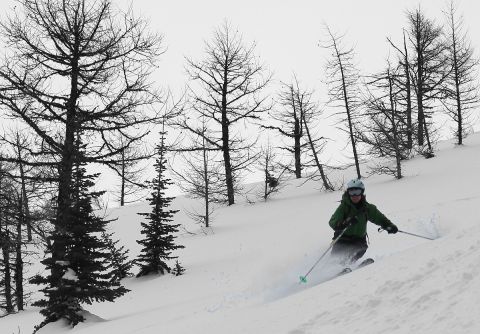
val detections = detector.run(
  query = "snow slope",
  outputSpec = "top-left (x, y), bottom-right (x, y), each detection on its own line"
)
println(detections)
top-left (2, 133), bottom-right (480, 334)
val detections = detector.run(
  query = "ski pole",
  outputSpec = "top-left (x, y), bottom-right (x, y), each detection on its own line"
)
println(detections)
top-left (398, 230), bottom-right (435, 240)
top-left (378, 227), bottom-right (435, 240)
top-left (299, 226), bottom-right (348, 284)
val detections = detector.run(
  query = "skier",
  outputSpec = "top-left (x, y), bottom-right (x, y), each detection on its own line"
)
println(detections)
top-left (329, 179), bottom-right (398, 266)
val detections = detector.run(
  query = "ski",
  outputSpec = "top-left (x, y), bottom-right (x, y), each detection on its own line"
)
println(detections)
top-left (336, 258), bottom-right (374, 277)
top-left (337, 267), bottom-right (353, 276)
top-left (357, 257), bottom-right (374, 268)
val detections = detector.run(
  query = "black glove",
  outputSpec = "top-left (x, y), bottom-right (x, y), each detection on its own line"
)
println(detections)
top-left (385, 224), bottom-right (398, 234)
top-left (335, 217), bottom-right (358, 231)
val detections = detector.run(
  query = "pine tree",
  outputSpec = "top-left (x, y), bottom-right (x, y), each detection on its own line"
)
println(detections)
top-left (171, 260), bottom-right (185, 277)
top-left (31, 150), bottom-right (128, 329)
top-left (136, 133), bottom-right (184, 277)
top-left (102, 231), bottom-right (134, 283)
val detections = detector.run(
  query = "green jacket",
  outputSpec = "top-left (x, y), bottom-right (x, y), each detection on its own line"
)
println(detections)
top-left (329, 192), bottom-right (394, 238)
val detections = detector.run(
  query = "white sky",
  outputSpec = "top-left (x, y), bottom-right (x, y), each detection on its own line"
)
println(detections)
top-left (116, 0), bottom-right (480, 148)
top-left (2, 0), bottom-right (479, 123)
top-left (115, 0), bottom-right (480, 94)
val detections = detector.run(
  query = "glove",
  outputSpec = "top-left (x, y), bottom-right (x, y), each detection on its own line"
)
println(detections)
top-left (335, 217), bottom-right (358, 231)
top-left (385, 224), bottom-right (398, 234)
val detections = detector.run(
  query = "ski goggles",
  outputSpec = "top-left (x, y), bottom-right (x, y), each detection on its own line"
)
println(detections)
top-left (347, 188), bottom-right (363, 196)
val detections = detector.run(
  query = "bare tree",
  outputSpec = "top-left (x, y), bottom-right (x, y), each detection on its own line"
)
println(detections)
top-left (263, 77), bottom-right (308, 179)
top-left (0, 0), bottom-right (162, 327)
top-left (0, 134), bottom-right (51, 313)
top-left (0, 130), bottom-right (46, 243)
top-left (0, 162), bottom-right (15, 315)
top-left (110, 136), bottom-right (149, 206)
top-left (0, 127), bottom-right (58, 249)
top-left (362, 62), bottom-right (410, 179)
top-left (442, 1), bottom-right (480, 145)
top-left (171, 117), bottom-right (224, 229)
top-left (388, 30), bottom-right (414, 150)
top-left (182, 21), bottom-right (272, 205)
top-left (406, 7), bottom-right (449, 156)
top-left (323, 25), bottom-right (363, 179)
top-left (0, 159), bottom-right (34, 314)
top-left (257, 142), bottom-right (288, 201)
top-left (301, 108), bottom-right (333, 191)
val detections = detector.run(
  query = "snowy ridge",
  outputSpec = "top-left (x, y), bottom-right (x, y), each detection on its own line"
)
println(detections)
top-left (1, 133), bottom-right (480, 334)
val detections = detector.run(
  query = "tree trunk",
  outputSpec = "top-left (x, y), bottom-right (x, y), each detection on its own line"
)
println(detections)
top-left (51, 54), bottom-right (80, 290)
top-left (120, 150), bottom-right (126, 206)
top-left (302, 115), bottom-right (333, 191)
top-left (338, 58), bottom-right (361, 179)
top-left (222, 66), bottom-right (235, 205)
top-left (15, 134), bottom-right (32, 242)
top-left (202, 137), bottom-right (210, 228)
top-left (294, 117), bottom-right (302, 178)
top-left (417, 89), bottom-right (425, 146)
top-left (388, 76), bottom-right (402, 179)
top-left (415, 15), bottom-right (425, 147)
top-left (15, 210), bottom-right (24, 311)
top-left (403, 31), bottom-right (413, 150)
top-left (423, 117), bottom-right (433, 153)
top-left (2, 230), bottom-right (14, 314)
top-left (452, 35), bottom-right (463, 145)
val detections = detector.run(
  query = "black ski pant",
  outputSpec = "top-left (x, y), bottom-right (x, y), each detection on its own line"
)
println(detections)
top-left (331, 234), bottom-right (368, 265)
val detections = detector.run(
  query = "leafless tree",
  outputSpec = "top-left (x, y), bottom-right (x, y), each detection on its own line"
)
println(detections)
top-left (301, 107), bottom-right (333, 191)
top-left (0, 162), bottom-right (15, 314)
top-left (257, 142), bottom-right (288, 201)
top-left (110, 136), bottom-right (150, 206)
top-left (181, 21), bottom-right (272, 205)
top-left (361, 62), bottom-right (410, 179)
top-left (171, 117), bottom-right (224, 229)
top-left (406, 7), bottom-right (449, 156)
top-left (0, 130), bottom-right (51, 243)
top-left (0, 159), bottom-right (35, 314)
top-left (0, 131), bottom-right (55, 313)
top-left (442, 1), bottom-right (480, 145)
top-left (323, 25), bottom-right (363, 179)
top-left (388, 30), bottom-right (414, 150)
top-left (263, 77), bottom-right (309, 179)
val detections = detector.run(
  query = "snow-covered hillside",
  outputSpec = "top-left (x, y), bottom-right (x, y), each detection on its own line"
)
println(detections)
top-left (2, 133), bottom-right (480, 334)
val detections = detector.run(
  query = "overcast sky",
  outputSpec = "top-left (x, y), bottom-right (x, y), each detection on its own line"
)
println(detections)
top-left (115, 0), bottom-right (480, 137)
top-left (2, 0), bottom-right (479, 133)
top-left (116, 0), bottom-right (480, 96)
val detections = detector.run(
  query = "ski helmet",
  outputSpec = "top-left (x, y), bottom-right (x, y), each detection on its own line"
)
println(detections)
top-left (346, 179), bottom-right (365, 191)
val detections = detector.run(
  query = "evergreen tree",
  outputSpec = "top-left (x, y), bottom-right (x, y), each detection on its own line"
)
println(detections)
top-left (136, 133), bottom-right (184, 277)
top-left (171, 260), bottom-right (185, 277)
top-left (102, 231), bottom-right (134, 283)
top-left (31, 150), bottom-right (128, 329)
